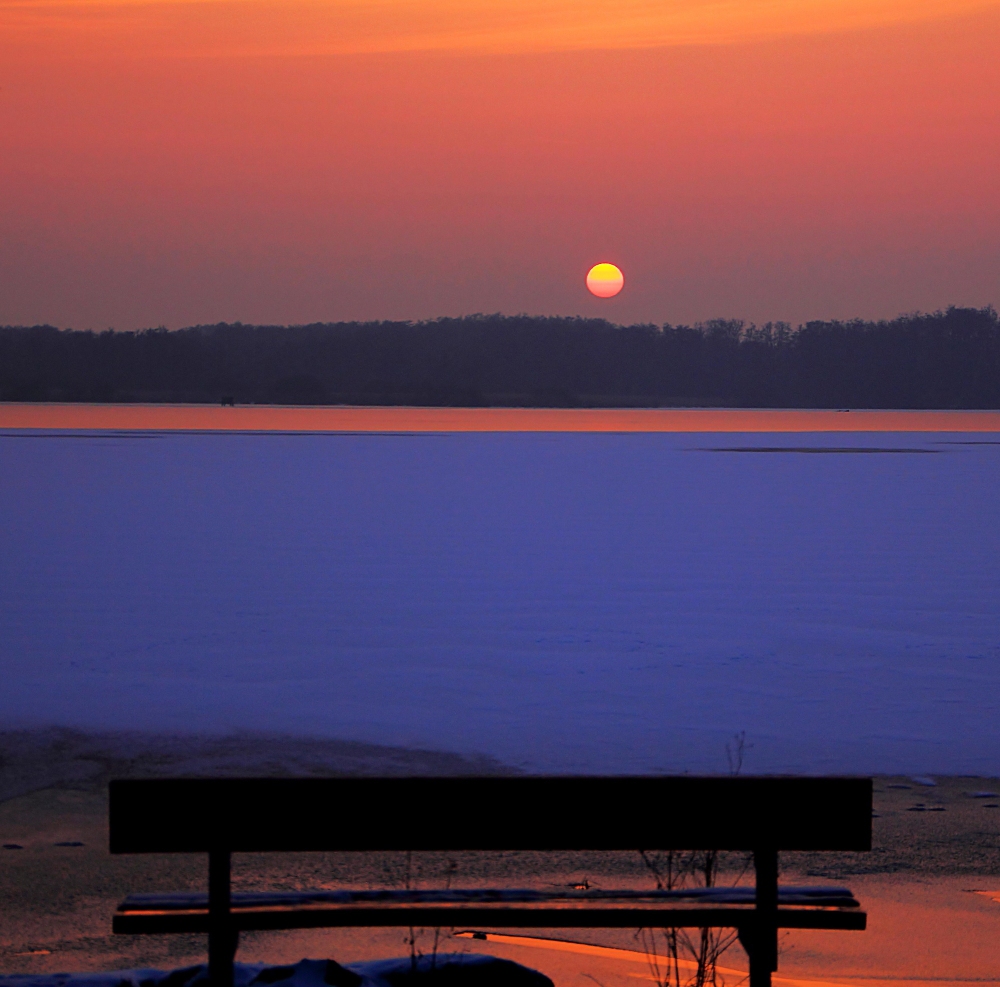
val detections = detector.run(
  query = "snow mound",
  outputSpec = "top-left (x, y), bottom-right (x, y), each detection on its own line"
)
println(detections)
top-left (0, 956), bottom-right (554, 987)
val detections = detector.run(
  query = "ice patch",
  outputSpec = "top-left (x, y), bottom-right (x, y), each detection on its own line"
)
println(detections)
top-left (2, 431), bottom-right (998, 774)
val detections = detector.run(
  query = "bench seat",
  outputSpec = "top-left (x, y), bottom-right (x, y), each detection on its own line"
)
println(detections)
top-left (115, 885), bottom-right (865, 934)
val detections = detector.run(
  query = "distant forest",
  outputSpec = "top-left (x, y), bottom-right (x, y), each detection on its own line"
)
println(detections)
top-left (2, 306), bottom-right (998, 408)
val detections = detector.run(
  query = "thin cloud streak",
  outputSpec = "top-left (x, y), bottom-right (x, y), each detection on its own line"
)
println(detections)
top-left (4, 0), bottom-right (999, 57)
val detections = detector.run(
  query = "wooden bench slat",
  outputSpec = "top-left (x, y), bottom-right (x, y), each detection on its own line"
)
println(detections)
top-left (119, 886), bottom-right (861, 912)
top-left (113, 905), bottom-right (867, 935)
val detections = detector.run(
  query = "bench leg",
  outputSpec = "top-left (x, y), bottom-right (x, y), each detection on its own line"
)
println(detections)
top-left (209, 850), bottom-right (235, 987)
top-left (738, 925), bottom-right (772, 987)
top-left (749, 954), bottom-right (771, 987)
top-left (209, 926), bottom-right (239, 987)
top-left (751, 848), bottom-right (779, 987)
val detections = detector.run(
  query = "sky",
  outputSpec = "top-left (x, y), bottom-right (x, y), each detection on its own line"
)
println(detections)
top-left (1, 0), bottom-right (999, 329)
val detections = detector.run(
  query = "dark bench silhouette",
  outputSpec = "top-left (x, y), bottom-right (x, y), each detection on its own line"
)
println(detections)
top-left (110, 776), bottom-right (871, 987)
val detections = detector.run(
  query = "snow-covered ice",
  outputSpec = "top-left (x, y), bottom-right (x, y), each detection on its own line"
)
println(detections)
top-left (1, 431), bottom-right (998, 774)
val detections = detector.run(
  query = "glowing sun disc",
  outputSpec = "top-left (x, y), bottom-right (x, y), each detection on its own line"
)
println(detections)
top-left (586, 263), bottom-right (624, 298)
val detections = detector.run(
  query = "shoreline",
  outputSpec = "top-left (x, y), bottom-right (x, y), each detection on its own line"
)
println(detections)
top-left (2, 787), bottom-right (998, 982)
top-left (2, 729), bottom-right (998, 876)
top-left (2, 731), bottom-right (998, 980)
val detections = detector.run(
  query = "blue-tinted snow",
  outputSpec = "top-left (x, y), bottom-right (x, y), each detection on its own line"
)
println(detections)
top-left (0, 955), bottom-right (548, 987)
top-left (1, 431), bottom-right (997, 774)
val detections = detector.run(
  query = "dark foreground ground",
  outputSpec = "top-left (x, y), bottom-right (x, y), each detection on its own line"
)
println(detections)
top-left (1, 730), bottom-right (999, 982)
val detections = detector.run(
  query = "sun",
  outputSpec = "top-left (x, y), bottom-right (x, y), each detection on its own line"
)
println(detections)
top-left (586, 263), bottom-right (624, 298)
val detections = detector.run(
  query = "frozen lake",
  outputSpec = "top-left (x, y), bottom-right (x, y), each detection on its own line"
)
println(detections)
top-left (2, 429), bottom-right (998, 774)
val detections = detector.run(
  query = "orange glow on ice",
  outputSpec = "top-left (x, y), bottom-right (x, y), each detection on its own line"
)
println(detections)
top-left (3, 405), bottom-right (1000, 433)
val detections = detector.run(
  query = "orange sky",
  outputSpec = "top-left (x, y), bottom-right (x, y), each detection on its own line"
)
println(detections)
top-left (1, 0), bottom-right (998, 328)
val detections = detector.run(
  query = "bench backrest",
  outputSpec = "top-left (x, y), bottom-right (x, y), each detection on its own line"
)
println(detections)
top-left (109, 776), bottom-right (871, 854)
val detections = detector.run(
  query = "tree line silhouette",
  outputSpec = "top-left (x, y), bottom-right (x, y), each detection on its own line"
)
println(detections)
top-left (1, 306), bottom-right (997, 407)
